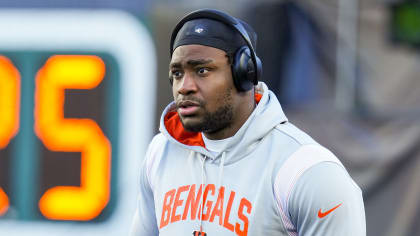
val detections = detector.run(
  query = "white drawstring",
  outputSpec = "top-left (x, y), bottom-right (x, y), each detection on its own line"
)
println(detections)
top-left (218, 152), bottom-right (226, 188)
top-left (192, 150), bottom-right (225, 234)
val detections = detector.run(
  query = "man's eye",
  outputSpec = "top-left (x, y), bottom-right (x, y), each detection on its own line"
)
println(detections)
top-left (197, 68), bottom-right (209, 75)
top-left (171, 71), bottom-right (183, 79)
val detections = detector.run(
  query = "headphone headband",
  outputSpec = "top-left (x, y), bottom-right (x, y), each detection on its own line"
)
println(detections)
top-left (170, 9), bottom-right (260, 85)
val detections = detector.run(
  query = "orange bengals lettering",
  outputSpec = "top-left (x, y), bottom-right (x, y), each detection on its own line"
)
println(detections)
top-left (223, 190), bottom-right (236, 231)
top-left (182, 184), bottom-right (203, 220)
top-left (201, 184), bottom-right (215, 221)
top-left (236, 198), bottom-right (252, 236)
top-left (159, 184), bottom-right (252, 235)
top-left (209, 186), bottom-right (225, 225)
top-left (171, 185), bottom-right (190, 223)
top-left (159, 188), bottom-right (175, 228)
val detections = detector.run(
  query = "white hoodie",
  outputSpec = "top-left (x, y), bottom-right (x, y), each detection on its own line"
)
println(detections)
top-left (130, 82), bottom-right (366, 236)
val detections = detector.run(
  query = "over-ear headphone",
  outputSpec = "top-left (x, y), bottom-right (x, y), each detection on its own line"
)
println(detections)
top-left (170, 9), bottom-right (262, 92)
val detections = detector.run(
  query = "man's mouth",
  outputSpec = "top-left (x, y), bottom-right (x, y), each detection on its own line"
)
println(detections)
top-left (177, 100), bottom-right (200, 116)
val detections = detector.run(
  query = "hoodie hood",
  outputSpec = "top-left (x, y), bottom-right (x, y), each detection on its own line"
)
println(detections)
top-left (159, 82), bottom-right (288, 164)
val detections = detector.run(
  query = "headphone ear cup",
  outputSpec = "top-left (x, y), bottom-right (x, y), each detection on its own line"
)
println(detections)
top-left (232, 46), bottom-right (255, 92)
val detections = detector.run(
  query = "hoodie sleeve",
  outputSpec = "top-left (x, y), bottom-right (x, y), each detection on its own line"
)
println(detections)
top-left (288, 162), bottom-right (366, 236)
top-left (130, 136), bottom-right (161, 236)
top-left (274, 145), bottom-right (366, 236)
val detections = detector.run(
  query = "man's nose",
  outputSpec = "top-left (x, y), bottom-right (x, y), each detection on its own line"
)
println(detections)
top-left (177, 72), bottom-right (197, 95)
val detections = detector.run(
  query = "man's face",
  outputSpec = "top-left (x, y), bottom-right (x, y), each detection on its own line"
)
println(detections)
top-left (170, 44), bottom-right (238, 134)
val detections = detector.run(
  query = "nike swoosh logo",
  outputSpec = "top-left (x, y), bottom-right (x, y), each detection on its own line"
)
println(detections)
top-left (318, 203), bottom-right (342, 218)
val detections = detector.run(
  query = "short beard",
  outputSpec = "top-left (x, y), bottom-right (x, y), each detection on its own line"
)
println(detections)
top-left (180, 89), bottom-right (234, 134)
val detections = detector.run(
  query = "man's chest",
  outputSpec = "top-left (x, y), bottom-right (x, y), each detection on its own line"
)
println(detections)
top-left (150, 152), bottom-right (287, 235)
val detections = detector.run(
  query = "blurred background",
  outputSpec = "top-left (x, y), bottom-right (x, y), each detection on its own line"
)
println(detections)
top-left (1, 0), bottom-right (420, 235)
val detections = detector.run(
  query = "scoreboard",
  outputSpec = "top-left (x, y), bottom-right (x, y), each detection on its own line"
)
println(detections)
top-left (0, 9), bottom-right (156, 235)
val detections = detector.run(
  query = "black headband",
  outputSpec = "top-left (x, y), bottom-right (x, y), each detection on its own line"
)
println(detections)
top-left (171, 18), bottom-right (257, 56)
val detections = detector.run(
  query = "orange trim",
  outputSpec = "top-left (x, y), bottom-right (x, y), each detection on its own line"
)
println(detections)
top-left (164, 93), bottom-right (263, 147)
top-left (164, 111), bottom-right (205, 147)
top-left (255, 93), bottom-right (262, 103)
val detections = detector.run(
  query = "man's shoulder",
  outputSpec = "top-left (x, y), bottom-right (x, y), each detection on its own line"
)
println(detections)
top-left (274, 144), bottom-right (345, 194)
top-left (271, 124), bottom-right (349, 215)
top-left (262, 122), bottom-right (319, 162)
top-left (273, 144), bottom-right (362, 229)
top-left (272, 121), bottom-right (317, 146)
